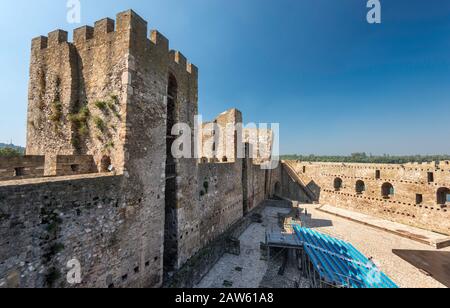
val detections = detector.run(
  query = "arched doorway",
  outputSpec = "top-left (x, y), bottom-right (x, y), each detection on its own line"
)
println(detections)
top-left (334, 178), bottom-right (343, 191)
top-left (355, 180), bottom-right (366, 194)
top-left (437, 187), bottom-right (450, 205)
top-left (100, 155), bottom-right (112, 172)
top-left (382, 182), bottom-right (394, 199)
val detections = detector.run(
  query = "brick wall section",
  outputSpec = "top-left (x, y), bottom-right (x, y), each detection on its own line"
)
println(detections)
top-left (286, 161), bottom-right (450, 235)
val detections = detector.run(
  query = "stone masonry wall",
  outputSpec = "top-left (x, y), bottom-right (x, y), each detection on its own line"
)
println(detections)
top-left (1, 9), bottom-right (277, 288)
top-left (0, 174), bottom-right (163, 288)
top-left (197, 161), bottom-right (244, 248)
top-left (0, 156), bottom-right (45, 181)
top-left (0, 155), bottom-right (96, 182)
top-left (280, 165), bottom-right (312, 203)
top-left (286, 161), bottom-right (450, 235)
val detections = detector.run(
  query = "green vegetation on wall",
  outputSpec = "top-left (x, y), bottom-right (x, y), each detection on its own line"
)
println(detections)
top-left (93, 94), bottom-right (121, 151)
top-left (49, 100), bottom-right (63, 124)
top-left (69, 106), bottom-right (91, 150)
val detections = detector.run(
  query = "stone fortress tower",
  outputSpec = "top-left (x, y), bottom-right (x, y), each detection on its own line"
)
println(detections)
top-left (1, 8), bottom-right (448, 290)
top-left (27, 9), bottom-right (200, 276)
top-left (0, 10), bottom-right (278, 288)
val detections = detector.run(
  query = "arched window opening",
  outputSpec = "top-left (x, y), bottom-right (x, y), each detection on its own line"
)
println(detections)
top-left (416, 194), bottom-right (423, 205)
top-left (427, 172), bottom-right (434, 183)
top-left (164, 73), bottom-right (179, 274)
top-left (274, 182), bottom-right (281, 196)
top-left (14, 167), bottom-right (25, 177)
top-left (382, 182), bottom-right (394, 199)
top-left (334, 178), bottom-right (343, 191)
top-left (437, 187), bottom-right (450, 206)
top-left (375, 170), bottom-right (381, 179)
top-left (355, 180), bottom-right (366, 194)
top-left (100, 156), bottom-right (112, 173)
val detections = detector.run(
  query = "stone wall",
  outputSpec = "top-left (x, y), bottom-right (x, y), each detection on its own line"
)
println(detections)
top-left (0, 155), bottom-right (97, 182)
top-left (27, 12), bottom-right (132, 173)
top-left (243, 128), bottom-right (273, 165)
top-left (248, 164), bottom-right (269, 210)
top-left (0, 174), bottom-right (163, 288)
top-left (201, 109), bottom-right (242, 163)
top-left (280, 165), bottom-right (312, 203)
top-left (200, 109), bottom-right (273, 165)
top-left (198, 161), bottom-right (244, 248)
top-left (49, 155), bottom-right (97, 176)
top-left (0, 156), bottom-right (45, 181)
top-left (285, 161), bottom-right (450, 235)
top-left (0, 9), bottom-right (279, 288)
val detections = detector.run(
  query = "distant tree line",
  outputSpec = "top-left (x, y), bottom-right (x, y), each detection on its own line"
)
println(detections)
top-left (281, 152), bottom-right (450, 164)
top-left (0, 144), bottom-right (24, 158)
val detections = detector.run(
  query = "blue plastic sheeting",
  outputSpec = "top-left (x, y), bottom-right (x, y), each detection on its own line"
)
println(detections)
top-left (294, 225), bottom-right (398, 288)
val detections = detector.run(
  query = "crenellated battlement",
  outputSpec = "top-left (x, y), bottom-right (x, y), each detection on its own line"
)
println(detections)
top-left (32, 10), bottom-right (196, 75)
top-left (1, 8), bottom-right (276, 289)
top-left (150, 30), bottom-right (169, 49)
top-left (27, 9), bottom-right (198, 173)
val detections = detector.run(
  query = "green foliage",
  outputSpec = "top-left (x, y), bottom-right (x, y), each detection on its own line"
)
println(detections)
top-left (92, 95), bottom-right (120, 147)
top-left (106, 100), bottom-right (116, 110)
top-left (104, 141), bottom-right (115, 150)
top-left (49, 100), bottom-right (63, 124)
top-left (281, 152), bottom-right (450, 164)
top-left (107, 95), bottom-right (120, 118)
top-left (94, 100), bottom-right (108, 111)
top-left (93, 116), bottom-right (106, 132)
top-left (110, 94), bottom-right (119, 103)
top-left (69, 106), bottom-right (91, 150)
top-left (0, 147), bottom-right (23, 157)
top-left (69, 106), bottom-right (90, 135)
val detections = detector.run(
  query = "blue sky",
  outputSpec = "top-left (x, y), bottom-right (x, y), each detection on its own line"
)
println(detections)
top-left (1, 0), bottom-right (450, 155)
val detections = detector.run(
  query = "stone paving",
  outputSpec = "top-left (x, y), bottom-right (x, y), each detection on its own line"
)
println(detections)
top-left (303, 203), bottom-right (450, 288)
top-left (318, 204), bottom-right (450, 248)
top-left (197, 205), bottom-right (300, 288)
top-left (197, 201), bottom-right (449, 288)
top-left (196, 222), bottom-right (268, 288)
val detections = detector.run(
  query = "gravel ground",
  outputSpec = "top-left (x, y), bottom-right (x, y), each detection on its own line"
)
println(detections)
top-left (259, 249), bottom-right (310, 288)
top-left (196, 202), bottom-right (448, 288)
top-left (196, 206), bottom-right (303, 288)
top-left (303, 204), bottom-right (449, 288)
top-left (196, 222), bottom-right (268, 288)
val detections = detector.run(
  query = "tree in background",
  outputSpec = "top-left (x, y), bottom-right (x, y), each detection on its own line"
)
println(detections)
top-left (281, 153), bottom-right (450, 164)
top-left (0, 147), bottom-right (23, 157)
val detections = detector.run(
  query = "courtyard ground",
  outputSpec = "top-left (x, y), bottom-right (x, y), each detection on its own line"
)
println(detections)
top-left (196, 200), bottom-right (449, 288)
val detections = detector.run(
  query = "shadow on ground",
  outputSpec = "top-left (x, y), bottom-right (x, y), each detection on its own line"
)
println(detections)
top-left (393, 249), bottom-right (450, 288)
